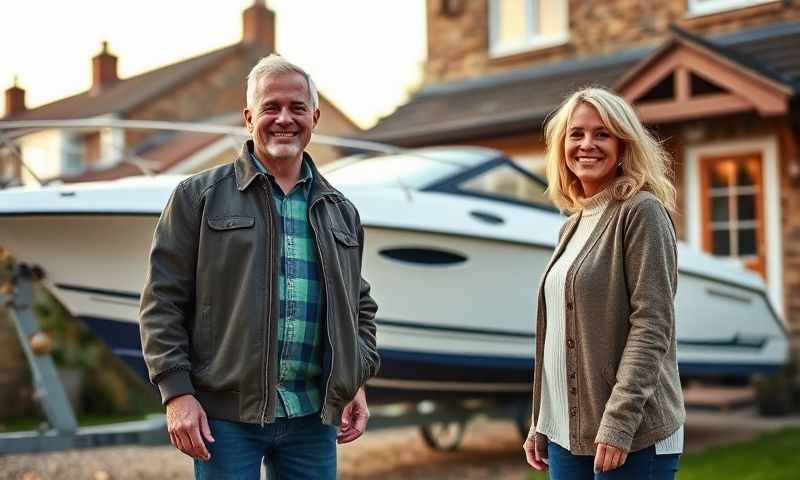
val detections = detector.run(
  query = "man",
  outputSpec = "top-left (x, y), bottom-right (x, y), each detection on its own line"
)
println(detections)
top-left (139, 54), bottom-right (379, 479)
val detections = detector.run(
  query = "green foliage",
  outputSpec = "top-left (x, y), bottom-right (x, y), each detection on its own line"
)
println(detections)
top-left (33, 288), bottom-right (103, 370)
top-left (678, 429), bottom-right (800, 480)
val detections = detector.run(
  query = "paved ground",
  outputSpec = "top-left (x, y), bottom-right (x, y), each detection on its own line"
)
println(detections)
top-left (2, 408), bottom-right (799, 480)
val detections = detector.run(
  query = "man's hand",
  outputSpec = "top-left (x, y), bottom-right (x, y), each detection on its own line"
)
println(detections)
top-left (338, 387), bottom-right (369, 444)
top-left (165, 394), bottom-right (215, 460)
top-left (523, 432), bottom-right (548, 471)
top-left (594, 442), bottom-right (628, 473)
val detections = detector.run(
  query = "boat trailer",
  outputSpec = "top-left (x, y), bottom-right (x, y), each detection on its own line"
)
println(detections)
top-left (0, 264), bottom-right (168, 454)
top-left (0, 263), bottom-right (531, 454)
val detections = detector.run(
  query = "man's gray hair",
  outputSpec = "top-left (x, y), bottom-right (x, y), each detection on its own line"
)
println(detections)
top-left (246, 54), bottom-right (319, 110)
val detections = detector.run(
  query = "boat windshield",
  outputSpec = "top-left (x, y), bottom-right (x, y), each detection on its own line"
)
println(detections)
top-left (455, 163), bottom-right (552, 207)
top-left (323, 153), bottom-right (469, 189)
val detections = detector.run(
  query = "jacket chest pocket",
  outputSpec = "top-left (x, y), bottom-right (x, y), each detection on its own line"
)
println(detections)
top-left (332, 228), bottom-right (359, 248)
top-left (207, 215), bottom-right (256, 250)
top-left (208, 215), bottom-right (255, 231)
top-left (331, 228), bottom-right (359, 300)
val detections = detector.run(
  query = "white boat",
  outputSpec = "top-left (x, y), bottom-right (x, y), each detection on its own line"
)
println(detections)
top-left (0, 139), bottom-right (789, 404)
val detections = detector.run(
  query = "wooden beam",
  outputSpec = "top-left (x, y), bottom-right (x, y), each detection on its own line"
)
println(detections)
top-left (621, 36), bottom-right (790, 118)
top-left (622, 50), bottom-right (682, 102)
top-left (676, 66), bottom-right (690, 102)
top-left (679, 48), bottom-right (788, 115)
top-left (635, 93), bottom-right (753, 123)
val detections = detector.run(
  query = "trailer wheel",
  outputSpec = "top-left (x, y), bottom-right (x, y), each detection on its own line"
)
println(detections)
top-left (419, 421), bottom-right (465, 451)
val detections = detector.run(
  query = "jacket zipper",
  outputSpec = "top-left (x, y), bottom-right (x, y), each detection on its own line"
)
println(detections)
top-left (260, 179), bottom-right (275, 426)
top-left (308, 196), bottom-right (335, 421)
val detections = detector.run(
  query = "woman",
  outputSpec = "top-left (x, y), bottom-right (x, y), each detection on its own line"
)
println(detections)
top-left (522, 87), bottom-right (685, 479)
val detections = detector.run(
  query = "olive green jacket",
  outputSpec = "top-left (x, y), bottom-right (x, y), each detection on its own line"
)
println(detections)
top-left (140, 142), bottom-right (379, 426)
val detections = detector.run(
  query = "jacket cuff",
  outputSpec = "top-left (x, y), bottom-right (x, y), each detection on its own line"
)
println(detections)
top-left (157, 370), bottom-right (195, 405)
top-left (594, 423), bottom-right (633, 452)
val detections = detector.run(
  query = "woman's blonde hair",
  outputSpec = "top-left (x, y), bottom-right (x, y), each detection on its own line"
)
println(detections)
top-left (543, 87), bottom-right (676, 213)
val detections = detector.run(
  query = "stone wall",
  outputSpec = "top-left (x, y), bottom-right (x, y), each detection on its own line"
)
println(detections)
top-left (425, 0), bottom-right (800, 82)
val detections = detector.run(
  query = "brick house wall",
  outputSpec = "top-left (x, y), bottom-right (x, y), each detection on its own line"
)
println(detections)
top-left (123, 54), bottom-right (253, 149)
top-left (124, 53), bottom-right (357, 164)
top-left (425, 0), bottom-right (800, 82)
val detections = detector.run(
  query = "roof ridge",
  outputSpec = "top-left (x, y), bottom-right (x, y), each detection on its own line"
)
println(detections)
top-left (713, 20), bottom-right (800, 46)
top-left (416, 46), bottom-right (653, 98)
top-left (114, 42), bottom-right (241, 85)
top-left (669, 23), bottom-right (795, 88)
top-left (6, 42), bottom-right (244, 120)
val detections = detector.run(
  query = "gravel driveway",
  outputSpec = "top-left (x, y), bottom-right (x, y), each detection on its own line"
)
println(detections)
top-left (3, 409), bottom-right (799, 480)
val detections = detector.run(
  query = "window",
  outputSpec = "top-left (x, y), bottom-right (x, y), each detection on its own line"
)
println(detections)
top-left (688, 0), bottom-right (775, 16)
top-left (700, 154), bottom-right (765, 276)
top-left (489, 0), bottom-right (568, 57)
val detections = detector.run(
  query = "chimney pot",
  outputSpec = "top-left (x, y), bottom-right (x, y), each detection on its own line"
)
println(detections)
top-left (4, 75), bottom-right (26, 117)
top-left (242, 1), bottom-right (275, 52)
top-left (92, 41), bottom-right (119, 94)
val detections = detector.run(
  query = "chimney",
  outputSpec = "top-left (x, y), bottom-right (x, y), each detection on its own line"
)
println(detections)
top-left (242, 0), bottom-right (275, 52)
top-left (92, 41), bottom-right (118, 93)
top-left (4, 76), bottom-right (26, 117)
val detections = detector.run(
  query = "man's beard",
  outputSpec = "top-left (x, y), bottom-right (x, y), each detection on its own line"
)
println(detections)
top-left (266, 142), bottom-right (300, 161)
top-left (254, 129), bottom-right (301, 162)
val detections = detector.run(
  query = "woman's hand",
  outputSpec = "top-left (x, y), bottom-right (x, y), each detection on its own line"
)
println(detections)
top-left (594, 442), bottom-right (628, 473)
top-left (523, 433), bottom-right (548, 471)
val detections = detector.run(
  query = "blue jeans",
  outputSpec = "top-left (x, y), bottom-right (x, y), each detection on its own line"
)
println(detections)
top-left (547, 442), bottom-right (680, 480)
top-left (194, 414), bottom-right (337, 480)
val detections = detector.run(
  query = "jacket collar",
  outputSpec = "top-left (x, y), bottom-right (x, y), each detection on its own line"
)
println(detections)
top-left (234, 140), bottom-right (339, 201)
top-left (234, 141), bottom-right (260, 192)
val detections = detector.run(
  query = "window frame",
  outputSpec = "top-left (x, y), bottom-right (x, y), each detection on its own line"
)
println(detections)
top-left (699, 153), bottom-right (766, 277)
top-left (684, 137), bottom-right (784, 316)
top-left (488, 0), bottom-right (569, 58)
top-left (686, 0), bottom-right (776, 16)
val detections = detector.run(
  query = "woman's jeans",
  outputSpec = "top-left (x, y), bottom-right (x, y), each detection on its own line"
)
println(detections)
top-left (547, 442), bottom-right (680, 480)
top-left (194, 414), bottom-right (337, 480)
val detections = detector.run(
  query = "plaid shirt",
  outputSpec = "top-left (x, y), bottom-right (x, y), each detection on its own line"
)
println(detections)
top-left (252, 152), bottom-right (323, 418)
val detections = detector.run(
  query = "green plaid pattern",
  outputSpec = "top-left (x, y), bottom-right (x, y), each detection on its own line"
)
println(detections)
top-left (252, 153), bottom-right (323, 418)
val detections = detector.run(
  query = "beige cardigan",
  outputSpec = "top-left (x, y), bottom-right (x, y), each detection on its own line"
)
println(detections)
top-left (532, 191), bottom-right (685, 457)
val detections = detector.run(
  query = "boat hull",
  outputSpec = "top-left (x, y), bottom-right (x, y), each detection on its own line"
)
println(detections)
top-left (0, 211), bottom-right (788, 404)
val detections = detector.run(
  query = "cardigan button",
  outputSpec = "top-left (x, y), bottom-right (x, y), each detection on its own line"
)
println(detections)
top-left (570, 407), bottom-right (577, 417)
top-left (569, 372), bottom-right (576, 379)
top-left (567, 339), bottom-right (575, 349)
top-left (567, 302), bottom-right (573, 311)
top-left (570, 387), bottom-right (577, 395)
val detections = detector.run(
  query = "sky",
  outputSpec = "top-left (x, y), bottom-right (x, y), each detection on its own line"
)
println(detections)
top-left (0, 0), bottom-right (427, 129)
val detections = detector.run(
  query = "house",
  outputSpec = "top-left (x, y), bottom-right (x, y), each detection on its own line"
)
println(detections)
top-left (365, 0), bottom-right (800, 352)
top-left (0, 0), bottom-right (359, 186)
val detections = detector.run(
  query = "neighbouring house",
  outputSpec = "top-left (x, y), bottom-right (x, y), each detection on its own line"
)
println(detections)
top-left (0, 0), bottom-right (359, 187)
top-left (365, 0), bottom-right (800, 353)
top-left (0, 1), bottom-right (360, 417)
